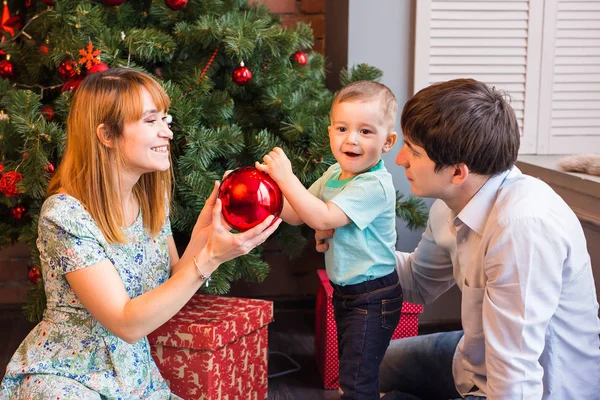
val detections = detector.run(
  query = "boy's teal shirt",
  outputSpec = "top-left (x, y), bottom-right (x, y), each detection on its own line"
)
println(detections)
top-left (308, 159), bottom-right (397, 286)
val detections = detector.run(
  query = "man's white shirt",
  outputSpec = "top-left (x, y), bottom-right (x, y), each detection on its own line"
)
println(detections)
top-left (395, 167), bottom-right (600, 399)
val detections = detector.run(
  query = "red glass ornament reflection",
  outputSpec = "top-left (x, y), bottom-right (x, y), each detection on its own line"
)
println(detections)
top-left (57, 59), bottom-right (76, 81)
top-left (88, 62), bottom-right (109, 74)
top-left (291, 51), bottom-right (308, 66)
top-left (41, 105), bottom-right (54, 121)
top-left (62, 75), bottom-right (84, 93)
top-left (165, 0), bottom-right (188, 11)
top-left (28, 266), bottom-right (41, 284)
top-left (218, 167), bottom-right (283, 232)
top-left (232, 62), bottom-right (252, 86)
top-left (43, 162), bottom-right (55, 174)
top-left (0, 58), bottom-right (14, 80)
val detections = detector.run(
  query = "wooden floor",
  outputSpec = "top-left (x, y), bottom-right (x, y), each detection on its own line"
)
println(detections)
top-left (0, 302), bottom-right (458, 399)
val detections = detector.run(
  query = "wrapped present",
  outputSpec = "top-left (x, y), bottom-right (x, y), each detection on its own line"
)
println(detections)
top-left (315, 269), bottom-right (423, 389)
top-left (148, 294), bottom-right (273, 400)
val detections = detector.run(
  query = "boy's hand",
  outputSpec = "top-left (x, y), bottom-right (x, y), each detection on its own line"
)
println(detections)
top-left (255, 147), bottom-right (293, 183)
top-left (314, 229), bottom-right (334, 253)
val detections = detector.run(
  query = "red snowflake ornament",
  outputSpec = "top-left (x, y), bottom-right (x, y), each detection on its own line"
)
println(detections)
top-left (78, 42), bottom-right (101, 70)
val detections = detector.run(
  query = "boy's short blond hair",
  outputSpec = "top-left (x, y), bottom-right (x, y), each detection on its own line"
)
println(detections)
top-left (331, 81), bottom-right (398, 132)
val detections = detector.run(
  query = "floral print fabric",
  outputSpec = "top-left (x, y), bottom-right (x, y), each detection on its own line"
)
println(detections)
top-left (1, 194), bottom-right (181, 399)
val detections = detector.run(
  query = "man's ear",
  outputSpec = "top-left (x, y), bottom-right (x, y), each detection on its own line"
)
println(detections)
top-left (382, 131), bottom-right (398, 152)
top-left (451, 163), bottom-right (469, 185)
top-left (96, 124), bottom-right (114, 148)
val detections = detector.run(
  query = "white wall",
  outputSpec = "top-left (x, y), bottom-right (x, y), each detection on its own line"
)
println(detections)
top-left (347, 0), bottom-right (461, 325)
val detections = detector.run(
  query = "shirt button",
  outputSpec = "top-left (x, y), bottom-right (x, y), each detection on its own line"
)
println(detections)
top-left (460, 236), bottom-right (467, 243)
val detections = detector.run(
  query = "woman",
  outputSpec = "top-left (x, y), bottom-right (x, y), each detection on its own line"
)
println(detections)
top-left (1, 68), bottom-right (280, 399)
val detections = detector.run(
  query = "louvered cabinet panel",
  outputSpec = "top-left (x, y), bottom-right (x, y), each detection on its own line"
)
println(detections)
top-left (414, 0), bottom-right (543, 154)
top-left (537, 0), bottom-right (600, 153)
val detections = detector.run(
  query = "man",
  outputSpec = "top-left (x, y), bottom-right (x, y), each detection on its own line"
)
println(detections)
top-left (315, 79), bottom-right (600, 399)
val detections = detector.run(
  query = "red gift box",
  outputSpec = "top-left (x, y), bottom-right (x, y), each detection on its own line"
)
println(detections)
top-left (315, 269), bottom-right (423, 389)
top-left (148, 294), bottom-right (273, 400)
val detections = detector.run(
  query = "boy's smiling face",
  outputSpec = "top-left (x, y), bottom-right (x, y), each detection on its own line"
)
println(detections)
top-left (328, 98), bottom-right (397, 180)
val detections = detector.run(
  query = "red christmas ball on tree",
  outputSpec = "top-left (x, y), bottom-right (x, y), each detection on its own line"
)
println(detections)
top-left (232, 62), bottom-right (252, 86)
top-left (43, 162), bottom-right (55, 174)
top-left (88, 62), bottom-right (109, 74)
top-left (0, 57), bottom-right (15, 80)
top-left (57, 59), bottom-right (77, 81)
top-left (165, 0), bottom-right (187, 10)
top-left (103, 0), bottom-right (126, 5)
top-left (41, 105), bottom-right (54, 121)
top-left (291, 51), bottom-right (308, 66)
top-left (11, 204), bottom-right (26, 220)
top-left (0, 171), bottom-right (22, 197)
top-left (218, 167), bottom-right (283, 232)
top-left (62, 75), bottom-right (84, 93)
top-left (0, 163), bottom-right (3, 174)
top-left (28, 266), bottom-right (41, 284)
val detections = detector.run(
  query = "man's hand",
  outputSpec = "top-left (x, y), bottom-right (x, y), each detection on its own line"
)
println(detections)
top-left (255, 147), bottom-right (293, 183)
top-left (314, 229), bottom-right (334, 253)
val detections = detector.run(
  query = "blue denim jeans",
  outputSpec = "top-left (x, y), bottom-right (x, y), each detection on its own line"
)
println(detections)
top-left (379, 330), bottom-right (485, 400)
top-left (331, 271), bottom-right (403, 400)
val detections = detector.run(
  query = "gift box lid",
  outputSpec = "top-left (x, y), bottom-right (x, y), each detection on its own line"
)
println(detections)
top-left (148, 294), bottom-right (273, 351)
top-left (317, 269), bottom-right (423, 314)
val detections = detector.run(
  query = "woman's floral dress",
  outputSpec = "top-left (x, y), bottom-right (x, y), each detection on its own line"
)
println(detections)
top-left (1, 194), bottom-right (182, 399)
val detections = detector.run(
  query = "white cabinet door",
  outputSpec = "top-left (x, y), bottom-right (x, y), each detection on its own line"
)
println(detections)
top-left (414, 0), bottom-right (543, 154)
top-left (536, 0), bottom-right (600, 154)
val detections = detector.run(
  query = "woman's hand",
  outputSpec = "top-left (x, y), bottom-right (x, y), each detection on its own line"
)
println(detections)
top-left (201, 198), bottom-right (281, 268)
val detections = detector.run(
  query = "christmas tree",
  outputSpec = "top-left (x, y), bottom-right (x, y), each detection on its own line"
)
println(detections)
top-left (0, 0), bottom-right (427, 322)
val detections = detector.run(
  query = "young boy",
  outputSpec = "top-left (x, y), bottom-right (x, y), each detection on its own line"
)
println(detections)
top-left (256, 81), bottom-right (402, 400)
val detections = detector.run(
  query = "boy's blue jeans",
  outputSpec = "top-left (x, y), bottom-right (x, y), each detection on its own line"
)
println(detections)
top-left (331, 271), bottom-right (403, 400)
top-left (379, 330), bottom-right (485, 400)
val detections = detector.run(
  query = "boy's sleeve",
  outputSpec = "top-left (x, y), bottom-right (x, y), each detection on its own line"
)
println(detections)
top-left (39, 202), bottom-right (108, 275)
top-left (329, 174), bottom-right (390, 230)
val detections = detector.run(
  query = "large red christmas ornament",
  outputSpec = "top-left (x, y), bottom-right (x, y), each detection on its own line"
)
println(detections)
top-left (11, 204), bottom-right (26, 219)
top-left (291, 51), bottom-right (308, 66)
top-left (28, 266), bottom-right (41, 284)
top-left (0, 55), bottom-right (14, 80)
top-left (0, 171), bottom-right (22, 197)
top-left (62, 75), bottom-right (84, 93)
top-left (232, 62), bottom-right (252, 86)
top-left (58, 59), bottom-right (77, 81)
top-left (88, 62), bottom-right (109, 74)
top-left (103, 0), bottom-right (126, 5)
top-left (165, 0), bottom-right (187, 10)
top-left (218, 167), bottom-right (283, 232)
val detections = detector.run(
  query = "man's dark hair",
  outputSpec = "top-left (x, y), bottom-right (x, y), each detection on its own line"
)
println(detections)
top-left (401, 78), bottom-right (520, 175)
